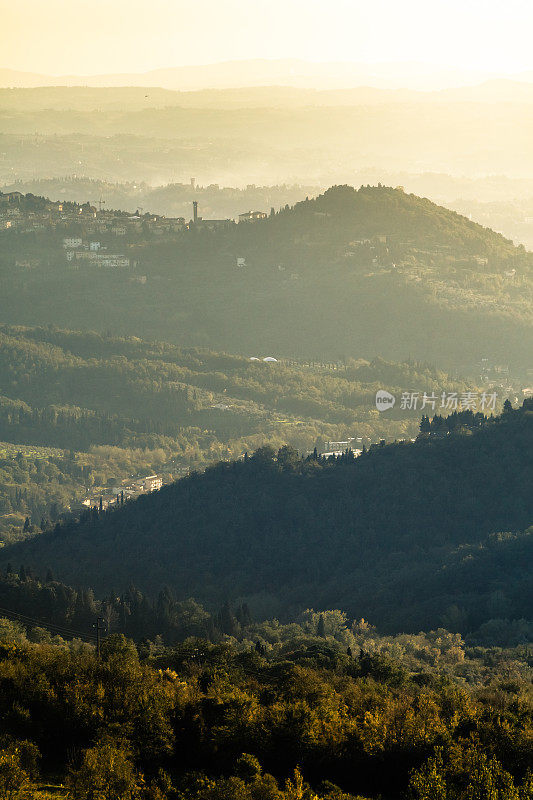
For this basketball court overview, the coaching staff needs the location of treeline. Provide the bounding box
[419,406,499,434]
[3,401,531,635]
[1,562,532,653]
[0,400,136,449]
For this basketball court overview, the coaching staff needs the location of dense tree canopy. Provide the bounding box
[0,614,529,799]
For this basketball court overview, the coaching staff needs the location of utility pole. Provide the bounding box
[93,617,107,658]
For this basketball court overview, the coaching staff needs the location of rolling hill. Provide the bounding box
[6,81,533,112]
[1,186,532,371]
[0,324,476,540]
[7,92,533,186]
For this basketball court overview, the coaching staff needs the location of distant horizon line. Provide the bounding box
[3,57,533,80]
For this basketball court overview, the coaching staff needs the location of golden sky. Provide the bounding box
[1,0,532,77]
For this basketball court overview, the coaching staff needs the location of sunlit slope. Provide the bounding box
[1,186,531,369]
[0,324,476,449]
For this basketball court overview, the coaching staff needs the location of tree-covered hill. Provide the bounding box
[233,184,521,254]
[3,401,531,634]
[1,186,531,369]
[0,324,476,540]
[0,324,472,449]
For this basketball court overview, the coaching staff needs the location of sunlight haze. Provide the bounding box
[0,1,532,794]
[2,0,533,81]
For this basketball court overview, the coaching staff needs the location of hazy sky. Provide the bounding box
[2,0,533,76]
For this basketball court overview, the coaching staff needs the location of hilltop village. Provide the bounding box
[0,189,271,271]
[0,189,265,236]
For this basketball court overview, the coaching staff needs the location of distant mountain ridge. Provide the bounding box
[5,77,533,107]
[0,59,499,90]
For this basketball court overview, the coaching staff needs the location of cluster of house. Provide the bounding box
[99,214,186,236]
[0,191,51,231]
[477,359,533,400]
[238,210,268,223]
[1,191,271,236]
[0,191,188,236]
[81,474,163,512]
[62,237,132,268]
[191,201,267,229]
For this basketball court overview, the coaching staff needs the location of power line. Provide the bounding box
[5,610,95,641]
[0,605,96,641]
[1,610,94,640]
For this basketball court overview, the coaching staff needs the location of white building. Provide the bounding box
[238,211,268,223]
[72,251,130,267]
[143,475,162,492]
[62,237,82,249]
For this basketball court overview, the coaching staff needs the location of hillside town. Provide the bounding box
[0,190,274,275]
[0,190,266,236]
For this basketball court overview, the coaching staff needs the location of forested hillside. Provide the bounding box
[4,402,531,635]
[0,325,472,540]
[1,186,532,369]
